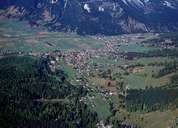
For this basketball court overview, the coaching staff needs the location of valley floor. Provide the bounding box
[0,18,178,128]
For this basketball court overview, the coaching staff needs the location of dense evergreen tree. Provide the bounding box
[125,86,178,112]
[0,56,98,128]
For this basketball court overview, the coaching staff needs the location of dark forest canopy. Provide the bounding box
[0,56,98,128]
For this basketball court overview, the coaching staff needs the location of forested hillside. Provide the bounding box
[0,56,98,128]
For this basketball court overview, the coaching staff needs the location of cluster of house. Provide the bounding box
[0,42,127,98]
[0,35,149,100]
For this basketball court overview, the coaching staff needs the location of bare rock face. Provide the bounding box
[0,0,178,35]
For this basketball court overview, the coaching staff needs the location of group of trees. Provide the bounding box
[142,32,178,47]
[0,56,98,128]
[146,49,178,57]
[160,32,178,46]
[171,74,178,84]
[125,86,178,112]
[154,60,178,78]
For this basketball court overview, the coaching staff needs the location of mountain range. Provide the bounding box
[1,0,178,35]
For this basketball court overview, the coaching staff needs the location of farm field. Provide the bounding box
[122,66,173,89]
[118,42,159,53]
[0,18,104,52]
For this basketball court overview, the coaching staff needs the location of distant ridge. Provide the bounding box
[1,0,178,35]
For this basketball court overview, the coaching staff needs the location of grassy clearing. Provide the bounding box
[116,109,178,128]
[58,60,76,79]
[118,43,159,53]
[130,57,176,65]
[88,93,112,120]
[90,77,117,92]
[115,56,177,89]
[123,65,173,89]
[91,57,118,65]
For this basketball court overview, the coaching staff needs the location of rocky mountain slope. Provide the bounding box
[1,0,178,35]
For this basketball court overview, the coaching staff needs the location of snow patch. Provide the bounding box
[84,4,91,13]
[51,0,58,4]
[98,6,104,12]
[163,1,175,9]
